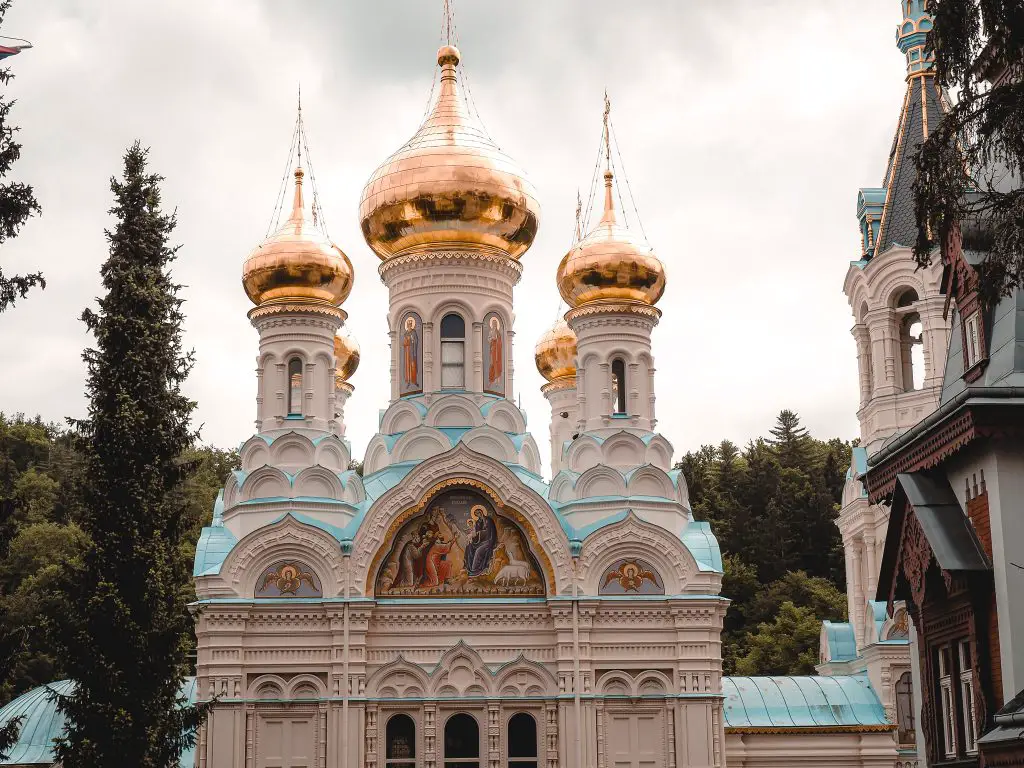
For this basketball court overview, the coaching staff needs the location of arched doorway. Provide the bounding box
[507,712,538,767]
[443,713,479,768]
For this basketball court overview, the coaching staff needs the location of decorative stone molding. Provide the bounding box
[352,444,573,595]
[216,514,344,597]
[378,249,523,283]
[578,512,707,595]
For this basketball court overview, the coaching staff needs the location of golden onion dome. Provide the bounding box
[334,331,360,382]
[358,44,540,261]
[534,318,577,383]
[243,168,354,306]
[556,170,665,307]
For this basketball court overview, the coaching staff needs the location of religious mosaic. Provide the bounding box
[255,560,323,598]
[375,489,544,597]
[399,311,423,396]
[483,312,505,395]
[598,558,665,595]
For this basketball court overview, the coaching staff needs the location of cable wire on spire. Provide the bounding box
[609,120,649,242]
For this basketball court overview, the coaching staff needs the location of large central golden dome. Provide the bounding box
[359,45,540,260]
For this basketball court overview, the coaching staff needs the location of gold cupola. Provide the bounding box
[359,44,541,261]
[243,167,354,307]
[334,331,360,383]
[556,168,665,308]
[534,318,577,383]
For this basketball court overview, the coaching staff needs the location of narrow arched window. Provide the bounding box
[443,713,479,768]
[508,713,538,768]
[611,358,626,414]
[386,714,416,768]
[895,672,916,749]
[440,313,466,389]
[287,358,303,415]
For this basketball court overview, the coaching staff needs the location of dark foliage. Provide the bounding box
[0,0,42,314]
[677,411,850,674]
[913,0,1024,306]
[49,143,209,768]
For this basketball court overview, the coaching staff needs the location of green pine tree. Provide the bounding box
[0,0,42,314]
[50,143,208,767]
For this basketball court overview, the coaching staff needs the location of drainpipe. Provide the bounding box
[573,555,582,768]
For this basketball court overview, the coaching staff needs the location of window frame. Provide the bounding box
[384,712,417,768]
[611,358,627,415]
[507,711,538,768]
[287,357,304,416]
[938,644,957,759]
[958,640,979,755]
[964,311,982,369]
[440,312,467,390]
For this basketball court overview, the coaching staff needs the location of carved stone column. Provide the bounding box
[424,704,437,768]
[365,706,378,768]
[545,702,559,768]
[487,702,500,768]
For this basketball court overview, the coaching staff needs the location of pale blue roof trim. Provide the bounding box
[822,621,858,663]
[722,675,888,729]
[269,510,348,543]
[681,522,724,572]
[852,447,868,477]
[507,465,550,499]
[0,678,197,767]
[234,496,352,507]
[361,462,416,501]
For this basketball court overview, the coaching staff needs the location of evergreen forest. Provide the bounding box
[0,408,850,702]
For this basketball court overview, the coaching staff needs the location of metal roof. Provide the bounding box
[0,678,197,766]
[722,675,890,731]
[821,622,858,663]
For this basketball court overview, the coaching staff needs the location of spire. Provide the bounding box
[859,0,947,259]
[895,0,934,78]
[600,91,616,226]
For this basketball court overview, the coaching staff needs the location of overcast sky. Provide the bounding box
[0,1,912,473]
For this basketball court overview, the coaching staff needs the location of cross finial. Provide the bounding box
[297,84,303,167]
[443,0,453,45]
[574,189,583,241]
[603,90,611,172]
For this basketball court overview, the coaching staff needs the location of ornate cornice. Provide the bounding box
[378,248,523,284]
[541,377,577,395]
[565,301,661,324]
[248,301,346,327]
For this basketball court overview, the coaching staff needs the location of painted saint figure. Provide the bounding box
[487,315,502,384]
[395,526,433,587]
[421,535,454,588]
[402,315,419,389]
[463,504,498,576]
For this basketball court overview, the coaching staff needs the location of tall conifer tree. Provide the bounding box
[52,143,206,767]
[0,0,42,313]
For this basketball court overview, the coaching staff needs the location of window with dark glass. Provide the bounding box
[611,358,626,414]
[287,358,303,415]
[443,713,479,768]
[386,714,416,768]
[440,313,466,389]
[935,640,979,760]
[894,672,916,748]
[507,713,538,768]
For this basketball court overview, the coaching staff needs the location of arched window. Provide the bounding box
[507,713,538,768]
[443,713,479,768]
[895,672,916,748]
[386,714,416,768]
[287,357,303,415]
[440,313,466,390]
[611,358,626,414]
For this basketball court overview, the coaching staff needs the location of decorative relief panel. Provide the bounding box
[256,560,323,598]
[599,558,665,595]
[374,489,544,597]
[399,311,423,396]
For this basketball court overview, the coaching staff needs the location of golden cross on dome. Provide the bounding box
[574,189,583,242]
[603,90,611,171]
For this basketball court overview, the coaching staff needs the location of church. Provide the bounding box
[0,3,972,767]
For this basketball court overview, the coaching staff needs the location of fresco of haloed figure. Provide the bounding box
[376,489,544,596]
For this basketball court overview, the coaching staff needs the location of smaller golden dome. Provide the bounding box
[534,318,577,383]
[334,331,360,382]
[556,171,665,308]
[243,168,354,306]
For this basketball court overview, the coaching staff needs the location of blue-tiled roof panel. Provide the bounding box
[822,621,858,663]
[722,675,888,729]
[681,521,724,572]
[0,678,197,766]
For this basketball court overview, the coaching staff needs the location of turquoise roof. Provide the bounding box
[193,492,237,576]
[0,678,197,766]
[680,521,724,572]
[822,621,858,663]
[722,675,889,730]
